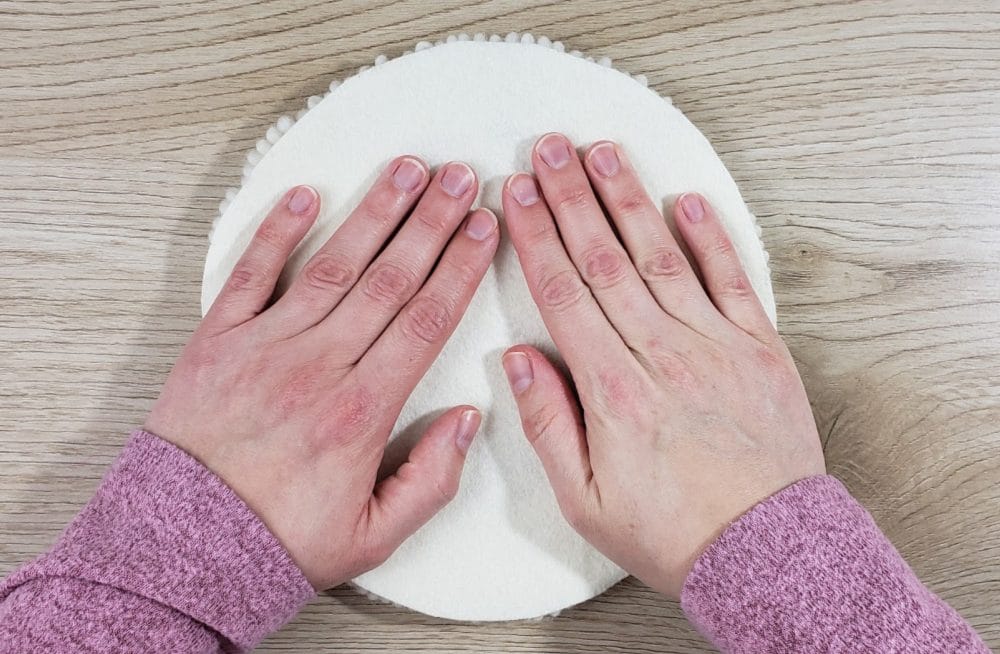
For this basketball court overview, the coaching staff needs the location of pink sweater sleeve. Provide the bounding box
[681,475,990,653]
[0,430,315,654]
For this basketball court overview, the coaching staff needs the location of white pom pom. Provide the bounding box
[255,138,271,154]
[328,79,341,93]
[295,108,309,121]
[553,41,565,52]
[473,32,486,42]
[458,32,470,41]
[754,222,763,237]
[276,115,294,132]
[219,198,231,214]
[358,65,371,74]
[402,50,413,56]
[569,50,582,58]
[446,34,458,44]
[415,40,433,51]
[520,33,535,44]
[374,54,388,65]
[537,35,551,47]
[634,74,648,87]
[489,34,502,42]
[225,188,238,202]
[434,40,444,47]
[597,56,612,67]
[763,250,771,262]
[265,126,281,143]
[242,162,255,178]
[306,95,322,109]
[246,150,262,165]
[505,32,518,43]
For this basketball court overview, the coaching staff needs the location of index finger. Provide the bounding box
[502,173,631,378]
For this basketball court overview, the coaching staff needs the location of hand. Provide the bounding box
[146,158,499,589]
[500,134,825,598]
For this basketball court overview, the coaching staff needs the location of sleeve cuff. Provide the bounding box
[0,430,315,652]
[680,475,988,653]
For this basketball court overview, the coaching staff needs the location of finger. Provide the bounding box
[502,172,631,376]
[204,185,319,332]
[531,133,666,345]
[363,406,480,562]
[502,345,596,528]
[264,156,430,337]
[318,162,478,362]
[582,141,723,334]
[357,208,499,401]
[673,193,775,340]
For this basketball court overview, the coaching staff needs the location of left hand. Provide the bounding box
[146,158,499,589]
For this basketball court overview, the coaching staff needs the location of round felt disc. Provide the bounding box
[203,34,775,621]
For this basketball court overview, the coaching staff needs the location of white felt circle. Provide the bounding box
[203,38,775,621]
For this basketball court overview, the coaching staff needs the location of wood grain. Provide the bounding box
[1,1,998,651]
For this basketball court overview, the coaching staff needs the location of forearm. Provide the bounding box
[0,430,314,654]
[681,475,989,653]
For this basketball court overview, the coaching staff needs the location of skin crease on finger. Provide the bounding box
[501,133,826,598]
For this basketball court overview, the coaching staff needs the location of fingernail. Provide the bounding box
[537,134,572,169]
[464,209,497,241]
[441,162,474,198]
[287,186,317,215]
[588,142,620,178]
[502,351,534,394]
[680,193,705,222]
[456,409,481,453]
[509,174,540,206]
[392,157,425,192]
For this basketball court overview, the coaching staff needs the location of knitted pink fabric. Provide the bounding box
[0,430,314,653]
[0,431,990,653]
[681,475,990,653]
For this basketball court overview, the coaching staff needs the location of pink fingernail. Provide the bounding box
[680,193,705,222]
[456,409,481,453]
[509,174,540,206]
[392,157,425,192]
[588,142,620,178]
[536,134,572,169]
[287,186,317,215]
[464,209,497,241]
[441,162,475,198]
[502,351,534,394]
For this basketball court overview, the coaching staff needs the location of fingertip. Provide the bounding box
[502,349,534,395]
[286,185,319,216]
[462,207,499,242]
[676,192,707,223]
[389,155,429,193]
[455,406,481,454]
[505,173,541,207]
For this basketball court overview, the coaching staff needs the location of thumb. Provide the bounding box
[364,405,480,559]
[502,346,595,526]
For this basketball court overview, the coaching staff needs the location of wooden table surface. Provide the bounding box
[2,1,998,651]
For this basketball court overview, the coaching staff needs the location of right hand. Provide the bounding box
[500,133,826,598]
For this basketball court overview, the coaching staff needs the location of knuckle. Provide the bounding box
[646,347,699,390]
[431,475,460,504]
[399,296,451,345]
[226,264,265,293]
[640,248,688,282]
[301,254,356,293]
[363,261,417,305]
[255,219,286,251]
[537,269,587,313]
[523,404,562,445]
[553,187,592,215]
[580,244,629,290]
[723,273,754,298]
[708,233,737,259]
[355,203,394,229]
[412,207,448,232]
[615,188,650,216]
